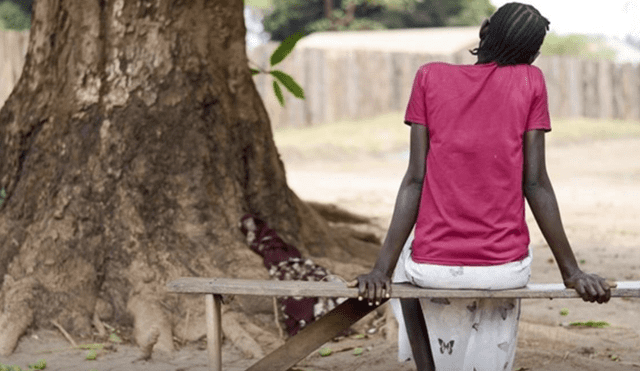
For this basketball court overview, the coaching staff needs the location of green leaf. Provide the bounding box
[560,308,569,316]
[109,332,122,343]
[569,320,610,328]
[270,32,304,66]
[76,343,104,350]
[353,347,364,356]
[318,347,332,357]
[28,359,46,370]
[85,349,97,360]
[270,70,305,99]
[273,81,285,107]
[250,68,261,76]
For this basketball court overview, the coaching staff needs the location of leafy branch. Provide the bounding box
[251,32,305,107]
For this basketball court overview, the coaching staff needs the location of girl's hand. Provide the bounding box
[348,269,391,306]
[563,270,613,303]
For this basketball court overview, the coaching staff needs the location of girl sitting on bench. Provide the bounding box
[351,3,612,370]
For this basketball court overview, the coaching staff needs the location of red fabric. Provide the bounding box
[405,62,551,266]
[240,214,342,336]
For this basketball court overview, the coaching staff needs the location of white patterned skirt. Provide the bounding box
[391,237,532,371]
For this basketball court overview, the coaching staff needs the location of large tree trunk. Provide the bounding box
[0,0,377,356]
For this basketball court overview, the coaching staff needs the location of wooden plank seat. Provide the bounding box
[167,278,640,371]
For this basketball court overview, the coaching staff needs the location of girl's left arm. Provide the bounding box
[350,123,428,304]
[523,129,612,303]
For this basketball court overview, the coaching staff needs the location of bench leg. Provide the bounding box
[205,294,222,371]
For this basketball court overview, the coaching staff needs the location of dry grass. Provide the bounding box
[548,117,640,141]
[273,112,640,160]
[273,112,409,160]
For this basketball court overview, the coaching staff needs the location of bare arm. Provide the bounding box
[523,130,611,303]
[351,124,428,304]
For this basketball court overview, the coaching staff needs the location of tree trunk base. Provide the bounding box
[0,276,36,356]
[0,0,381,357]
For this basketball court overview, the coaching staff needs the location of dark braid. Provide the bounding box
[471,2,550,66]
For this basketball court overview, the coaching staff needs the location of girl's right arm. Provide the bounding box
[523,129,611,303]
[351,123,429,304]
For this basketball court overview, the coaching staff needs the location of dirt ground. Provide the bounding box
[2,136,639,370]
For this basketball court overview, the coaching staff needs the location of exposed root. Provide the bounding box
[0,276,36,356]
[173,314,206,343]
[351,307,380,335]
[221,310,264,359]
[336,225,381,245]
[92,311,107,337]
[308,201,370,224]
[135,325,160,362]
[378,302,398,342]
[239,315,285,350]
[51,320,78,347]
[172,296,207,342]
[127,295,174,355]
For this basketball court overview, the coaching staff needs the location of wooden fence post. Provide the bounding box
[542,57,562,118]
[345,50,359,121]
[583,59,600,119]
[565,57,584,118]
[598,60,614,120]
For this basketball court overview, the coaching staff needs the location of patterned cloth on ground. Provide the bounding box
[239,214,345,336]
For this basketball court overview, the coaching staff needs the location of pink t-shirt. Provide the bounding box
[405,62,551,266]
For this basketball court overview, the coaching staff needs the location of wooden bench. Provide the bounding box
[167,278,640,371]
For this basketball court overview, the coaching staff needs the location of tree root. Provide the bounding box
[308,201,370,224]
[127,295,174,355]
[221,310,264,359]
[336,225,381,245]
[238,313,285,351]
[0,276,36,356]
[51,320,78,347]
[378,302,398,342]
[135,325,160,362]
[92,311,107,337]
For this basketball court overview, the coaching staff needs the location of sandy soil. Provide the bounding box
[2,137,639,370]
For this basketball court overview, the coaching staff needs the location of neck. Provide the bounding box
[475,57,493,65]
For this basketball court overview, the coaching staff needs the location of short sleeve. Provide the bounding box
[404,66,428,127]
[526,67,551,132]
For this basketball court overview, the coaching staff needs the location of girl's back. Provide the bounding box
[406,62,551,266]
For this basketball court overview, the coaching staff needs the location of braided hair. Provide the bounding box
[471,2,550,66]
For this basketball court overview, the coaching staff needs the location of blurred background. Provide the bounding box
[241,0,640,130]
[2,0,640,133]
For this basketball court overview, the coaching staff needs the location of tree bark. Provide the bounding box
[0,0,377,356]
[324,0,333,19]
